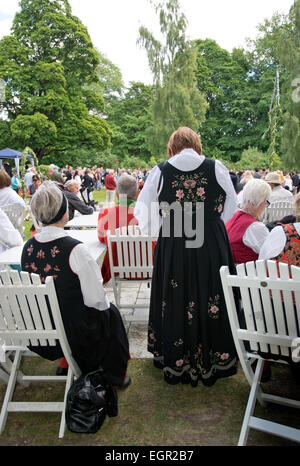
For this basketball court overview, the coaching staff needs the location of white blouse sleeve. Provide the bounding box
[243,222,270,254]
[134,165,161,237]
[215,160,237,223]
[69,243,110,311]
[258,226,287,260]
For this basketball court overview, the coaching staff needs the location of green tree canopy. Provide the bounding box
[138,0,207,157]
[277,1,300,168]
[0,0,111,162]
[107,81,154,161]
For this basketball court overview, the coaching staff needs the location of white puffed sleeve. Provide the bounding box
[215,160,238,223]
[134,165,161,237]
[69,243,110,311]
[258,226,287,260]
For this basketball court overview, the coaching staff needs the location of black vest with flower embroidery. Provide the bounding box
[158,158,226,237]
[21,236,83,304]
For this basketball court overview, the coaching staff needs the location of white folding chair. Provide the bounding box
[0,269,81,438]
[106,225,156,308]
[0,204,25,236]
[220,260,300,446]
[263,200,294,224]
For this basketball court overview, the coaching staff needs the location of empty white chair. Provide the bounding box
[220,260,300,445]
[0,269,81,438]
[106,225,156,308]
[0,204,25,236]
[263,201,294,224]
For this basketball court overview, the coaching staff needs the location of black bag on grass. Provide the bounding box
[65,367,118,434]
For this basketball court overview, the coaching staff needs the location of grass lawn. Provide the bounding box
[0,356,299,446]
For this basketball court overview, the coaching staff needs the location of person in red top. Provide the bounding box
[105,169,117,206]
[226,179,271,264]
[226,178,272,382]
[98,174,139,283]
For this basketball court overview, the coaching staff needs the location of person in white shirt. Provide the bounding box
[0,169,26,211]
[21,181,130,388]
[265,171,294,204]
[0,208,23,260]
[24,167,34,189]
[226,179,271,264]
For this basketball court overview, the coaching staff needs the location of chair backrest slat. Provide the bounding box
[244,261,269,353]
[122,238,131,279]
[17,272,49,346]
[8,270,37,346]
[267,261,290,356]
[291,266,300,331]
[236,263,259,352]
[0,271,21,346]
[256,260,279,355]
[278,262,299,339]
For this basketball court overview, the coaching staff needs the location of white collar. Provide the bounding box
[35,225,68,242]
[168,148,205,171]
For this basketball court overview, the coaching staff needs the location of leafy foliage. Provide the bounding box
[0,0,111,161]
[138,0,207,157]
[278,0,300,168]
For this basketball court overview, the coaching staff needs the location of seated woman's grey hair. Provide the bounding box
[31,181,65,225]
[117,174,138,200]
[242,179,271,209]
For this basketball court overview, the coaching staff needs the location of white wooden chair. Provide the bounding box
[0,269,81,438]
[263,200,294,224]
[220,260,300,446]
[0,204,25,236]
[106,225,156,308]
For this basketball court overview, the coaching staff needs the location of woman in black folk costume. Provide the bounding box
[21,181,130,388]
[135,127,238,387]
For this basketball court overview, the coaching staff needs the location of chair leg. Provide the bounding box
[59,368,75,438]
[238,358,265,446]
[0,350,22,434]
[0,365,9,384]
[0,354,29,387]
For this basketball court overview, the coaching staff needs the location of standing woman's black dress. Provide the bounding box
[148,158,237,387]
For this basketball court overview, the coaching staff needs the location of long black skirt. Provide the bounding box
[28,302,129,386]
[148,220,238,387]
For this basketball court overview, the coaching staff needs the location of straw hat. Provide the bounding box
[265,172,282,185]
